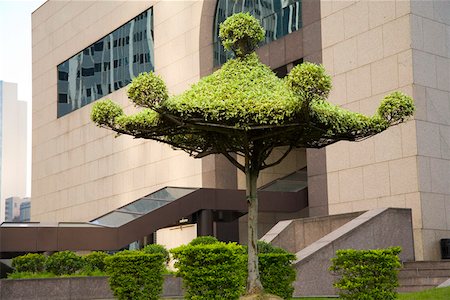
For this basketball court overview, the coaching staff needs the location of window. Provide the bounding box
[56,8,154,118]
[213,0,302,66]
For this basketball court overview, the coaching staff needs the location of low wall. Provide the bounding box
[0,275,183,300]
[292,208,415,296]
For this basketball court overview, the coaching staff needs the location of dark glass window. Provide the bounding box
[213,0,302,66]
[56,8,154,118]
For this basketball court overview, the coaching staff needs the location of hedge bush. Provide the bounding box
[172,242,247,300]
[330,247,402,300]
[45,251,84,275]
[189,235,219,246]
[105,253,165,300]
[12,253,46,273]
[83,251,109,272]
[142,244,170,264]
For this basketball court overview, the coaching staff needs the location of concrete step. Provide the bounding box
[402,261,450,270]
[399,276,448,286]
[399,268,450,278]
[398,285,437,293]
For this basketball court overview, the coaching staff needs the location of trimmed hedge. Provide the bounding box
[12,253,46,273]
[330,247,402,300]
[189,235,219,246]
[259,253,296,299]
[172,241,296,299]
[172,242,247,300]
[45,251,84,275]
[83,251,109,272]
[142,244,170,264]
[105,253,165,300]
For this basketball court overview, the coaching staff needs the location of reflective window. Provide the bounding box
[57,8,154,117]
[213,0,302,66]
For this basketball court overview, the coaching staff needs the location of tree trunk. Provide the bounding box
[246,169,263,294]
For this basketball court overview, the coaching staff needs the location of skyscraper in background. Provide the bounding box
[0,81,27,222]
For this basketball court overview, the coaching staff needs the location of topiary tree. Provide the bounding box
[91,12,414,296]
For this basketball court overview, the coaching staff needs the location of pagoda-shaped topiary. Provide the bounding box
[91,13,414,296]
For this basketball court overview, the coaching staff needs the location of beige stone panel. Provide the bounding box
[368,0,396,29]
[377,194,406,208]
[321,10,345,48]
[413,50,437,88]
[383,14,411,57]
[411,0,434,19]
[421,193,447,230]
[412,84,427,121]
[433,0,450,25]
[327,171,340,204]
[416,120,441,158]
[359,93,380,116]
[371,55,399,95]
[346,65,372,103]
[447,25,450,58]
[329,201,353,215]
[348,138,375,168]
[303,21,322,56]
[423,18,447,57]
[322,47,334,75]
[446,195,450,230]
[430,158,450,194]
[426,88,450,126]
[411,14,424,51]
[389,156,419,195]
[398,50,413,87]
[412,228,424,260]
[328,73,347,105]
[343,1,369,39]
[422,229,442,260]
[339,167,364,202]
[356,26,383,67]
[153,0,198,26]
[373,126,402,162]
[436,57,450,92]
[326,142,350,172]
[352,198,379,212]
[401,121,418,157]
[440,125,450,160]
[333,36,358,74]
[332,0,357,13]
[405,192,422,228]
[32,1,69,29]
[396,0,411,17]
[157,52,200,89]
[363,162,391,199]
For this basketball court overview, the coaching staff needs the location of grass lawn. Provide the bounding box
[291,286,450,300]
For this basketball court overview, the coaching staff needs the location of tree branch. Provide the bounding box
[261,146,293,170]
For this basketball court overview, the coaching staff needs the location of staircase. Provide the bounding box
[398,261,450,293]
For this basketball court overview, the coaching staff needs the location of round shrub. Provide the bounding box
[90,99,123,127]
[83,251,109,272]
[189,235,219,246]
[105,253,165,300]
[12,253,46,273]
[127,72,168,108]
[257,240,289,254]
[142,244,170,264]
[45,251,84,275]
[377,91,414,124]
[286,62,332,99]
[259,253,296,299]
[219,12,265,57]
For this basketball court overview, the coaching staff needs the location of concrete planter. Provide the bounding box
[0,275,183,300]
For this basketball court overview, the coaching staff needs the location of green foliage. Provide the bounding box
[83,251,109,272]
[45,251,84,276]
[8,271,56,279]
[257,240,289,254]
[115,108,159,131]
[127,72,168,108]
[259,253,296,299]
[398,286,450,300]
[105,253,165,300]
[286,62,332,99]
[164,53,301,127]
[377,91,415,124]
[329,247,402,300]
[171,242,247,300]
[142,244,170,263]
[11,253,46,273]
[219,12,265,57]
[189,235,219,246]
[90,99,123,127]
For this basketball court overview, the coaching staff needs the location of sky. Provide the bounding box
[0,0,46,196]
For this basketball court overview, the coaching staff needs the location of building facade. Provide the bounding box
[0,81,28,222]
[32,0,450,260]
